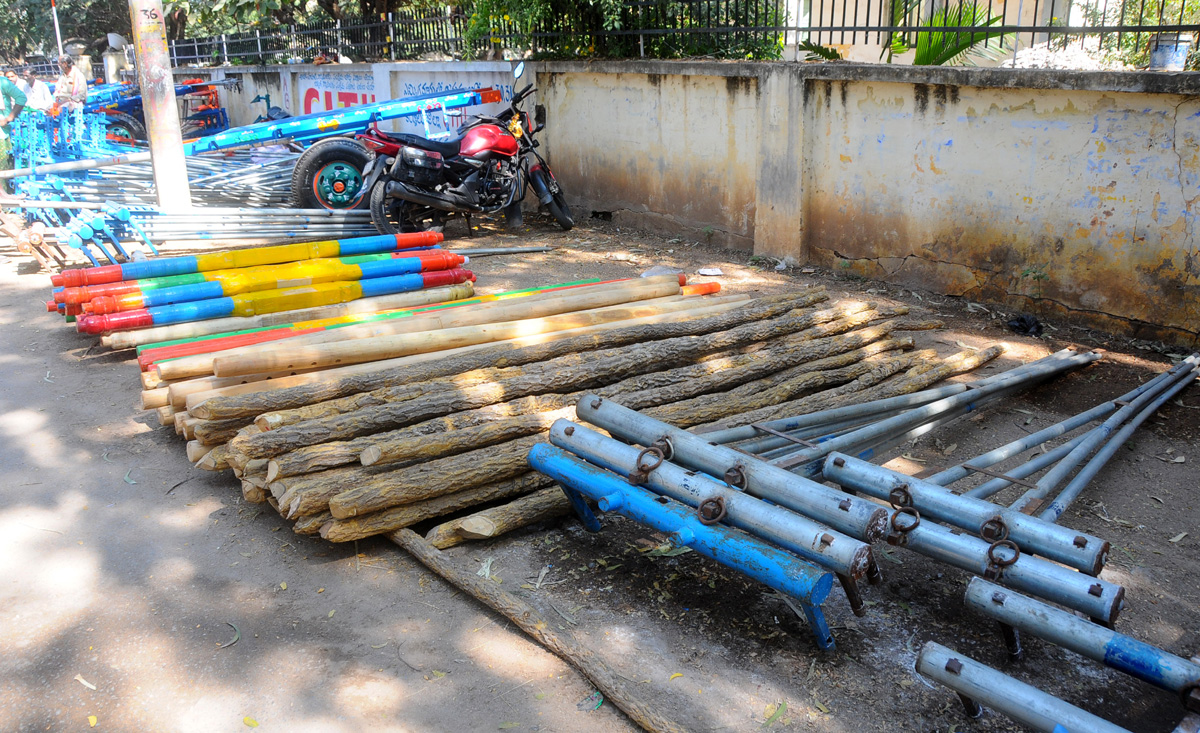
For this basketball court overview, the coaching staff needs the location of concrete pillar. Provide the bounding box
[753,65,807,262]
[129,0,192,211]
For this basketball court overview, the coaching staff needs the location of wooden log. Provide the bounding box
[189,290,821,420]
[257,299,875,433]
[242,477,268,504]
[141,370,166,390]
[327,435,544,519]
[642,337,918,427]
[157,404,176,426]
[182,417,200,440]
[294,511,333,535]
[695,345,1005,431]
[169,370,323,410]
[164,276,687,380]
[196,443,231,471]
[193,417,253,446]
[243,458,269,477]
[212,294,710,379]
[173,411,188,435]
[424,488,572,549]
[230,297,846,459]
[141,387,170,410]
[183,300,748,417]
[389,529,686,733]
[186,440,215,463]
[320,473,556,542]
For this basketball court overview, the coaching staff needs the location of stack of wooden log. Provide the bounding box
[147,278,1000,550]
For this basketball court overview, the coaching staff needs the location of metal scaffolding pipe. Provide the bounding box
[576,396,1125,624]
[960,432,1090,500]
[917,641,1134,733]
[526,443,837,649]
[927,359,1194,487]
[1039,359,1200,522]
[548,420,874,581]
[1010,356,1200,514]
[702,349,1087,448]
[966,578,1200,707]
[771,350,1103,471]
[822,453,1109,574]
[575,395,891,543]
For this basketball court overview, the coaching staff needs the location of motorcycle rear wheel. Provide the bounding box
[369,183,445,234]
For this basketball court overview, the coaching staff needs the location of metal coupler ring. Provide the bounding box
[636,446,665,474]
[980,516,1009,542]
[697,496,727,525]
[888,484,914,509]
[890,506,921,534]
[652,437,674,461]
[723,465,747,489]
[987,539,1021,568]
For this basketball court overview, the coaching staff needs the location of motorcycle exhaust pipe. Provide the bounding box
[385,181,484,213]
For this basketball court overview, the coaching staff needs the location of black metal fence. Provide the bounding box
[168,0,1200,67]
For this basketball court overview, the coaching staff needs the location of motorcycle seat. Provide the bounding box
[374,130,462,158]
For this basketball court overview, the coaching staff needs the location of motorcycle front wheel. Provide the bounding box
[547,190,574,231]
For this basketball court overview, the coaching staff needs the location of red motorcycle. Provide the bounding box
[361,63,573,234]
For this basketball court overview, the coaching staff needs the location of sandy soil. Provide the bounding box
[1,211,1197,733]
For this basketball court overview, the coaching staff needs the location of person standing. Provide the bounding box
[54,55,88,111]
[0,70,26,191]
[10,68,53,112]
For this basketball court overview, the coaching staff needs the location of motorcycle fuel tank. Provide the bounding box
[460,124,518,158]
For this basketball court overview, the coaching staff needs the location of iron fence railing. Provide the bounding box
[167,0,1200,67]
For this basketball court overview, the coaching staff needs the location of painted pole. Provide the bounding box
[128,0,192,210]
[51,0,64,56]
[966,578,1200,707]
[52,232,444,287]
[917,641,1133,733]
[76,269,475,334]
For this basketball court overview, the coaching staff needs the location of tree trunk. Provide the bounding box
[424,487,573,549]
[320,473,555,542]
[190,290,826,420]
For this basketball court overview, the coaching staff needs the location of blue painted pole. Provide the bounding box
[526,443,838,650]
[966,577,1200,707]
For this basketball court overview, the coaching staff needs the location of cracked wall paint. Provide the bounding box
[796,80,1199,346]
[537,71,760,249]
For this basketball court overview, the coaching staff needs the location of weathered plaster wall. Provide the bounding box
[537,61,1200,345]
[536,71,761,249]
[797,77,1200,344]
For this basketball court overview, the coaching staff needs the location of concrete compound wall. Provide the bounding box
[175,61,1200,345]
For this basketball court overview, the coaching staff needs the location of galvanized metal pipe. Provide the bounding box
[1039,359,1200,522]
[548,419,874,580]
[822,453,1109,574]
[966,578,1200,707]
[770,350,1103,471]
[917,641,1134,733]
[576,395,1126,623]
[701,349,1087,448]
[1010,355,1200,514]
[526,443,838,649]
[961,432,1091,500]
[575,395,892,544]
[927,359,1194,487]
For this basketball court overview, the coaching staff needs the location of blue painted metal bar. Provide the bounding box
[526,442,838,650]
[966,578,1200,708]
[182,88,492,155]
[917,641,1134,733]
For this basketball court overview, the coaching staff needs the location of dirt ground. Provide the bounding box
[1,211,1197,733]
